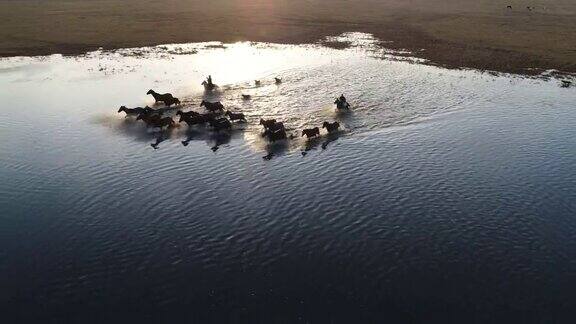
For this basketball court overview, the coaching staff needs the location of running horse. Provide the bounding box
[147,90,174,104]
[334,98,350,110]
[201,81,218,91]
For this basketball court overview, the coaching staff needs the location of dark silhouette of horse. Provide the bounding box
[163,97,181,107]
[147,90,174,104]
[200,100,224,113]
[334,98,350,109]
[322,121,340,133]
[242,94,251,100]
[267,121,285,133]
[302,127,320,138]
[179,113,215,126]
[208,118,232,131]
[266,129,287,142]
[259,118,277,130]
[225,111,246,122]
[274,77,282,84]
[137,113,175,129]
[118,106,153,116]
[176,110,201,119]
[254,80,261,86]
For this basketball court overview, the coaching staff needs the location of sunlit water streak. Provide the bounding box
[1,33,576,322]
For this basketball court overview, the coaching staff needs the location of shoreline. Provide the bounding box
[1,0,575,76]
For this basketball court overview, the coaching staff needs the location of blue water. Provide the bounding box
[1,35,576,323]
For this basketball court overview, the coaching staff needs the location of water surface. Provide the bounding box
[1,33,576,323]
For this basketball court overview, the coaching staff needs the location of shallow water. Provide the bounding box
[1,33,576,323]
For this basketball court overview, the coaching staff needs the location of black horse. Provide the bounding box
[322,121,340,133]
[208,118,232,131]
[302,127,320,138]
[200,100,225,113]
[225,111,247,122]
[147,90,174,104]
[118,106,153,116]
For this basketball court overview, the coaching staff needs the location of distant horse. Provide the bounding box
[302,127,320,138]
[266,129,287,142]
[209,118,232,131]
[322,121,340,133]
[163,97,181,107]
[176,110,201,119]
[179,113,214,126]
[200,100,224,113]
[137,113,175,129]
[242,94,251,100]
[259,118,277,129]
[118,106,153,116]
[254,80,261,86]
[267,121,285,133]
[274,77,282,84]
[225,111,247,122]
[201,81,218,91]
[147,90,174,104]
[334,99,350,109]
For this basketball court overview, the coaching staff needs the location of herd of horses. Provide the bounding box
[118,78,347,147]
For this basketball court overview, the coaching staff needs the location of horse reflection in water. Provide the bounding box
[181,128,233,152]
[101,115,178,150]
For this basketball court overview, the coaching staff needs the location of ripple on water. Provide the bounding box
[1,32,576,322]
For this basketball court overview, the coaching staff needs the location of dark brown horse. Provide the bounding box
[322,121,340,133]
[266,129,287,142]
[176,110,200,119]
[225,111,246,122]
[179,113,215,126]
[137,113,175,129]
[147,90,174,103]
[200,100,224,113]
[208,118,232,131]
[302,127,320,138]
[118,106,153,116]
[259,118,277,129]
[164,97,181,107]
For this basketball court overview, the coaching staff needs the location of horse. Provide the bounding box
[208,118,232,131]
[302,127,320,138]
[201,81,218,91]
[225,111,246,122]
[259,118,277,129]
[200,100,224,113]
[266,129,287,142]
[164,97,181,107]
[176,110,201,119]
[274,77,282,84]
[179,113,213,126]
[254,80,261,86]
[118,106,153,116]
[242,94,251,100]
[322,121,340,133]
[137,113,175,129]
[263,122,285,137]
[334,99,350,109]
[267,121,285,133]
[147,90,174,103]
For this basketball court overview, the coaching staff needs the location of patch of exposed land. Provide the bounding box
[1,0,575,74]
